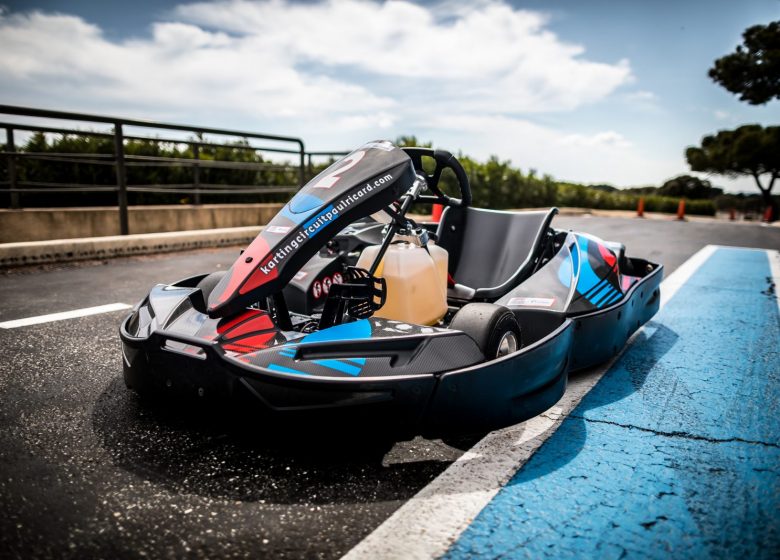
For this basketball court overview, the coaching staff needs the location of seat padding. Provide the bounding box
[438,207,557,300]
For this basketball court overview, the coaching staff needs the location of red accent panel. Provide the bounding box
[222,332,276,353]
[597,243,617,267]
[234,332,277,347]
[621,275,639,291]
[224,314,275,339]
[240,254,279,295]
[212,235,272,305]
[216,309,265,335]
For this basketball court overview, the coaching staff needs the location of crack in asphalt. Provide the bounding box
[570,415,780,449]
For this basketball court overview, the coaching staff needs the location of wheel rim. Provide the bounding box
[496,331,518,358]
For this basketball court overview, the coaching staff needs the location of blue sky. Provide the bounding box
[1,0,778,192]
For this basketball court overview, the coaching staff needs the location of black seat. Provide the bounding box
[436,206,558,301]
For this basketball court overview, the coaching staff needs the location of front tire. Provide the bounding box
[449,303,522,360]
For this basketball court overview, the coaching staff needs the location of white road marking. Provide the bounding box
[0,303,132,329]
[342,244,724,560]
[767,248,780,314]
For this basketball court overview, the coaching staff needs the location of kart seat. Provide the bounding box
[436,206,558,301]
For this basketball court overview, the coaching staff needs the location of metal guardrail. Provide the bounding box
[0,105,347,234]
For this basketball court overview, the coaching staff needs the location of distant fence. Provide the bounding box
[0,105,347,234]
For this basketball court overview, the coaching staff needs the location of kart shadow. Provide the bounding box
[92,377,459,505]
[507,321,680,484]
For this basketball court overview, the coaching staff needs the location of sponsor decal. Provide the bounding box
[258,177,392,276]
[266,225,291,234]
[507,297,556,307]
[312,281,323,299]
[322,276,333,295]
[293,271,308,281]
[312,150,366,189]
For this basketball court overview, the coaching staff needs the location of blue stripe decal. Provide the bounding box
[267,364,310,376]
[589,282,611,302]
[582,278,606,298]
[302,318,372,344]
[302,204,336,237]
[575,236,605,294]
[288,192,324,214]
[346,357,367,365]
[604,290,623,306]
[312,359,361,376]
[445,248,780,559]
[593,286,616,306]
[280,203,318,225]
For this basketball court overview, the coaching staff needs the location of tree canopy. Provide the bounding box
[657,175,723,199]
[686,125,779,216]
[708,21,780,105]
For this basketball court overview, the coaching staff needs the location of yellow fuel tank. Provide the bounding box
[357,242,448,326]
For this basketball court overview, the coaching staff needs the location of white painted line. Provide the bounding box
[342,244,723,560]
[0,303,132,329]
[660,244,717,308]
[767,249,780,314]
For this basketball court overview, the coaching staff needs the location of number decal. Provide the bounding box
[312,150,366,189]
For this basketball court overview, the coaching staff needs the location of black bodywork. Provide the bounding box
[120,141,662,439]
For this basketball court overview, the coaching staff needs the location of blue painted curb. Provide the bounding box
[446,248,780,559]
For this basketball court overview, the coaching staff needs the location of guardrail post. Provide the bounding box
[298,142,306,187]
[193,132,202,205]
[113,122,129,235]
[5,126,19,209]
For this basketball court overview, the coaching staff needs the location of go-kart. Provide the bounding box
[120,141,662,438]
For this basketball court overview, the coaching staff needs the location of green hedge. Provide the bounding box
[1,133,716,215]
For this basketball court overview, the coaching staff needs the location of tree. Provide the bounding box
[708,21,780,105]
[686,125,780,219]
[657,175,723,199]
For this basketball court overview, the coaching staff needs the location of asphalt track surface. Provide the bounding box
[1,217,778,559]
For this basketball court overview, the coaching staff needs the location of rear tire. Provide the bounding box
[449,303,521,360]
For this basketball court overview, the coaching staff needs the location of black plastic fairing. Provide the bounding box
[207,142,416,318]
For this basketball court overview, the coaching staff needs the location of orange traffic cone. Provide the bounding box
[431,203,444,223]
[676,199,686,221]
[636,197,645,218]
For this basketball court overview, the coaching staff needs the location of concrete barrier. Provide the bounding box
[0,226,263,267]
[0,203,283,243]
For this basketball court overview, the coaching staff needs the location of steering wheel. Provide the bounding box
[402,148,472,208]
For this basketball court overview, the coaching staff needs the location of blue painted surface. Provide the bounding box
[446,248,780,559]
[311,359,361,376]
[267,363,309,376]
[557,248,573,288]
[575,236,602,295]
[302,204,337,237]
[301,318,371,344]
[288,192,324,214]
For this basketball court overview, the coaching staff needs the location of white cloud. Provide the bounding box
[176,0,632,113]
[0,1,656,185]
[560,131,632,149]
[714,110,731,120]
[423,114,676,186]
[626,90,656,102]
[0,1,631,119]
